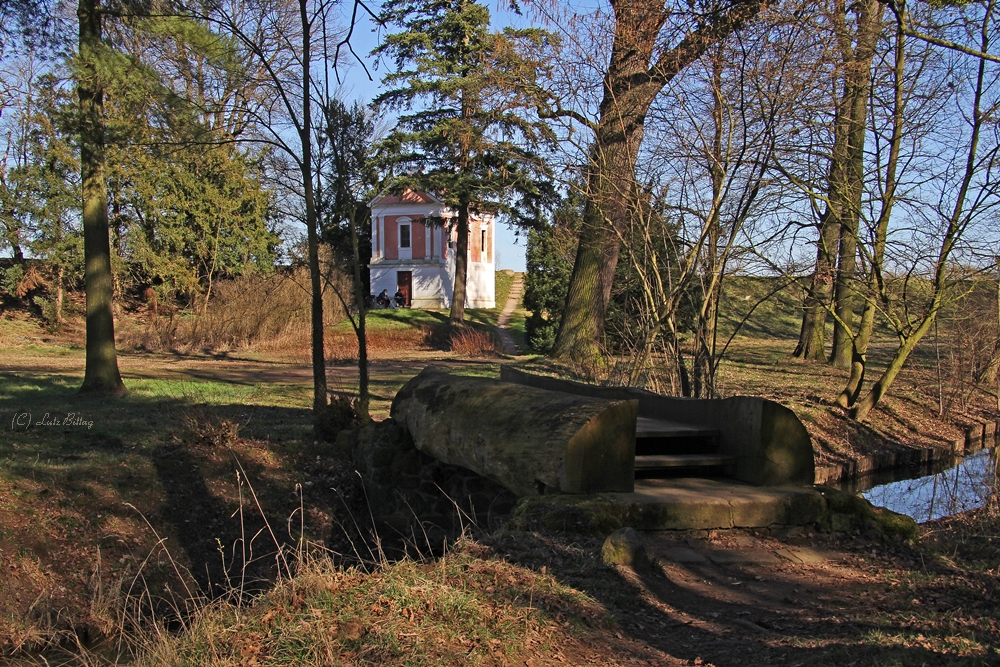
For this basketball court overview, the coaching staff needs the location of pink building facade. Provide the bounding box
[369,190,496,309]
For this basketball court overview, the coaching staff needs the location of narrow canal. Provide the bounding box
[839,447,997,523]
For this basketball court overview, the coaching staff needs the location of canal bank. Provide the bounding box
[814,419,999,485]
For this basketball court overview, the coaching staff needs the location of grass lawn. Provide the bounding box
[330,307,450,333]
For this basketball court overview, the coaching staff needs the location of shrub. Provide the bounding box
[448,326,500,357]
[0,264,25,296]
[0,264,44,299]
[119,269,350,354]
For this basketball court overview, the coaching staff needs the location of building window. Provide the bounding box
[400,223,411,249]
[481,229,487,253]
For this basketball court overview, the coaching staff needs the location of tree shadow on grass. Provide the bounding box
[0,372,324,612]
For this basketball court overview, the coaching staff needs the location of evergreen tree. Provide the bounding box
[8,82,82,325]
[524,190,581,353]
[103,14,279,306]
[373,0,554,323]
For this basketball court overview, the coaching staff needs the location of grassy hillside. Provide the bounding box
[134,546,654,667]
[716,275,808,340]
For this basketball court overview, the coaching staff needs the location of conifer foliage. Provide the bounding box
[373,0,554,323]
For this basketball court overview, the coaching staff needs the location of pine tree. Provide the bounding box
[373,0,554,323]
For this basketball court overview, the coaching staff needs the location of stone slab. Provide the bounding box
[636,417,719,438]
[634,454,736,468]
[599,478,826,531]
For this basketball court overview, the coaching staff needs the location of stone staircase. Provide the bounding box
[634,417,733,479]
[500,366,817,489]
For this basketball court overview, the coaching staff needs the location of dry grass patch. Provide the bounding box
[137,543,659,667]
[0,311,40,349]
[448,326,502,358]
[0,373,321,658]
[325,326,438,363]
[116,270,351,356]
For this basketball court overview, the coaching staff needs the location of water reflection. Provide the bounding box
[839,448,997,523]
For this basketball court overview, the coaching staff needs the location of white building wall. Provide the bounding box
[368,195,495,311]
[370,264,451,309]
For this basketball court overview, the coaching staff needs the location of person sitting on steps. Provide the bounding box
[394,290,406,308]
[376,289,390,309]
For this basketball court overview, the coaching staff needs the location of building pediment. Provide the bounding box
[370,189,443,207]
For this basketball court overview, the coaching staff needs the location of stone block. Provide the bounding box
[392,367,637,496]
[729,491,791,528]
[602,527,652,570]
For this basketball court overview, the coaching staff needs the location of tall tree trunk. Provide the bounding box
[300,0,327,431]
[449,87,473,325]
[793,208,838,360]
[553,148,633,365]
[78,0,125,393]
[450,199,470,323]
[552,1,668,365]
[794,0,882,366]
[828,213,859,368]
[553,0,765,364]
[350,206,370,423]
[829,0,883,369]
[838,15,904,408]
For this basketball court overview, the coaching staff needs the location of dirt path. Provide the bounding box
[490,524,999,666]
[495,273,524,354]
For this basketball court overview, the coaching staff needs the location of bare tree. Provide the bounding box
[606,6,799,395]
[849,0,1000,420]
[318,98,374,423]
[183,0,375,435]
[546,0,766,366]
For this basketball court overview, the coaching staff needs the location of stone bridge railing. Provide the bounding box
[500,367,815,488]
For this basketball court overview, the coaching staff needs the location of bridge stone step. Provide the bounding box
[635,454,736,469]
[636,417,719,439]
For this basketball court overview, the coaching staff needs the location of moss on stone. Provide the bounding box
[509,495,627,536]
[601,527,651,569]
[815,486,917,540]
[869,506,919,540]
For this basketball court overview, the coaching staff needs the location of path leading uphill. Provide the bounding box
[495,273,524,355]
